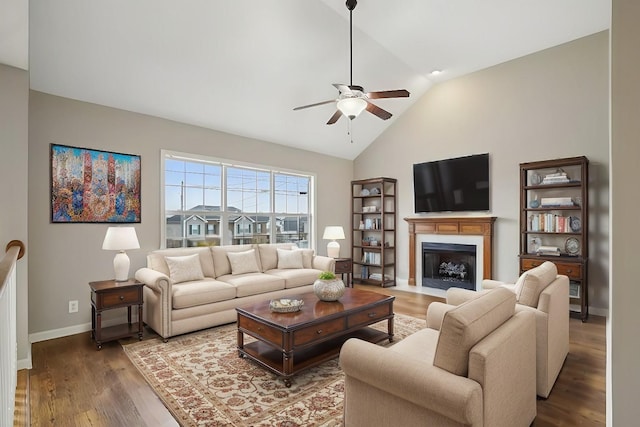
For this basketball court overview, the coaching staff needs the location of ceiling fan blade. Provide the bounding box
[366,89,410,99]
[365,101,392,120]
[333,83,353,95]
[293,99,336,111]
[326,110,343,125]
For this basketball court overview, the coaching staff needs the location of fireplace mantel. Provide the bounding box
[404,216,496,286]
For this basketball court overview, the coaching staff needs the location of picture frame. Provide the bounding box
[50,144,141,223]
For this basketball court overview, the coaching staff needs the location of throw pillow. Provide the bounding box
[295,248,314,269]
[164,253,205,284]
[227,249,261,275]
[277,248,304,269]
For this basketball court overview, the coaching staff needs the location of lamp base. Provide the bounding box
[327,241,340,258]
[113,251,130,282]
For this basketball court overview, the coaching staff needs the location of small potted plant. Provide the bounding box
[313,271,345,301]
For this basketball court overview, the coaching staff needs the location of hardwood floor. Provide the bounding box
[14,285,606,426]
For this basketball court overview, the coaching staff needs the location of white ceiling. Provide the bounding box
[5,1,610,160]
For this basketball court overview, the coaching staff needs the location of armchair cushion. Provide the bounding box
[164,253,205,284]
[515,261,558,307]
[434,288,516,376]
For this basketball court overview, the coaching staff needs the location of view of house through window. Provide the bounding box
[163,152,313,249]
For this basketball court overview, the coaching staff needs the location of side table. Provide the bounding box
[334,258,353,288]
[89,279,144,350]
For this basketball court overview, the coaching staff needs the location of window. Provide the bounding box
[162,151,314,249]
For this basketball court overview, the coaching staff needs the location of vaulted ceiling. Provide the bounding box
[2,1,610,159]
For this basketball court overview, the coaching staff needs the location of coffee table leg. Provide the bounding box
[237,329,244,358]
[388,316,395,342]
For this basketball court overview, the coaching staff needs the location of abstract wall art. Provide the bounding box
[50,144,141,223]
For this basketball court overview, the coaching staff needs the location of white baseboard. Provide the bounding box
[17,346,32,370]
[29,317,130,344]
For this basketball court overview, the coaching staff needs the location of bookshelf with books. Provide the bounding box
[519,156,589,321]
[351,177,396,287]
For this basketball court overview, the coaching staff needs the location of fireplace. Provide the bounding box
[422,242,477,290]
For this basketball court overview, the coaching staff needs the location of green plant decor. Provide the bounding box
[318,271,337,281]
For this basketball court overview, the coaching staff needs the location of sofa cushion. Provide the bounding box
[172,279,236,309]
[257,243,296,271]
[277,248,304,269]
[434,287,516,376]
[515,261,558,307]
[266,268,323,289]
[147,247,215,278]
[165,254,205,284]
[211,244,258,277]
[296,248,314,269]
[217,273,285,297]
[227,249,261,275]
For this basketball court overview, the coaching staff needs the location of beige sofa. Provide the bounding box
[447,260,569,398]
[135,243,335,340]
[340,287,537,427]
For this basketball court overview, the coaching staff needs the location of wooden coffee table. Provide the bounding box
[236,288,394,387]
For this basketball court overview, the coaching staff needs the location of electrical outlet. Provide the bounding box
[69,300,78,313]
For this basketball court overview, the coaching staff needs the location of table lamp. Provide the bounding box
[323,226,345,258]
[102,226,140,281]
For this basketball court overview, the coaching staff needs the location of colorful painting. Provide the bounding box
[50,144,141,223]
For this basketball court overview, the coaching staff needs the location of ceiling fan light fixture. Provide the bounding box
[337,97,367,119]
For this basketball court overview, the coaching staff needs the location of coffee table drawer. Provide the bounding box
[238,316,282,346]
[293,317,344,346]
[348,304,391,328]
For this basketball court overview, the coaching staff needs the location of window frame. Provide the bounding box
[161,150,316,250]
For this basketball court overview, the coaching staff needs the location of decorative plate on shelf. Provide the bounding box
[569,216,582,232]
[269,298,304,313]
[530,172,542,186]
[359,188,370,196]
[565,237,580,255]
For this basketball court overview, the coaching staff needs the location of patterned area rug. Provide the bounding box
[123,314,425,427]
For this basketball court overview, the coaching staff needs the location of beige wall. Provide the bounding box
[610,0,640,423]
[355,32,610,313]
[28,92,352,335]
[0,64,30,365]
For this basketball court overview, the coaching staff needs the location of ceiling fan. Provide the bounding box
[293,0,410,125]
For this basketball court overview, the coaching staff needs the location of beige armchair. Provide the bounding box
[447,261,569,398]
[340,288,537,427]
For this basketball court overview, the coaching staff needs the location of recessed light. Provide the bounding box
[430,70,442,76]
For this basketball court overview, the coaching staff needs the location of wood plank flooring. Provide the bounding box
[14,285,606,426]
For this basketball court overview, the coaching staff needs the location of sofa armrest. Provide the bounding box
[312,255,335,272]
[482,279,508,289]
[135,267,173,339]
[446,288,490,306]
[340,338,482,426]
[425,301,456,331]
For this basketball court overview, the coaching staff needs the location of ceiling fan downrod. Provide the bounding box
[347,0,357,87]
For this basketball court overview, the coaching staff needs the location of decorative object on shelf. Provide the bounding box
[313,271,345,301]
[536,245,560,256]
[369,187,380,195]
[269,298,304,313]
[102,226,140,281]
[569,216,582,232]
[322,226,345,258]
[51,144,141,223]
[565,237,580,255]
[359,188,370,196]
[530,172,542,185]
[529,197,540,208]
[530,237,542,254]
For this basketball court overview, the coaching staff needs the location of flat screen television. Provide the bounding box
[413,153,490,213]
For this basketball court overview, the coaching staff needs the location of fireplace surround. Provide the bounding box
[404,216,496,287]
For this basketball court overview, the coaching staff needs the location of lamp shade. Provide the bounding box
[102,227,140,250]
[323,226,345,240]
[337,97,367,119]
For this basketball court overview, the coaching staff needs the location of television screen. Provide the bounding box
[413,153,490,213]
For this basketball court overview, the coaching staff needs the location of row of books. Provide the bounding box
[528,214,574,232]
[362,252,381,265]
